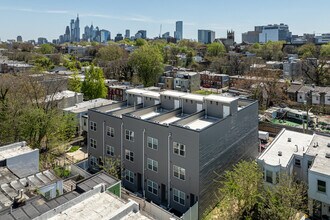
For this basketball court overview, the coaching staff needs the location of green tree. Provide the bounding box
[34,57,54,71]
[261,41,285,61]
[213,160,263,219]
[207,42,226,57]
[298,43,317,58]
[39,44,56,54]
[101,157,122,179]
[94,45,126,67]
[320,42,330,58]
[68,72,82,92]
[81,65,108,100]
[128,45,163,86]
[135,38,147,46]
[261,173,307,220]
[206,161,308,220]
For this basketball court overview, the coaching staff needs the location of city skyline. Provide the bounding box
[1,0,330,42]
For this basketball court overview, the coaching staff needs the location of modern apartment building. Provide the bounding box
[258,129,330,219]
[87,88,258,217]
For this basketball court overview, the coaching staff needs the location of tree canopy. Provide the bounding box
[38,44,56,54]
[128,45,163,86]
[207,42,226,57]
[298,43,317,58]
[81,65,108,100]
[206,160,307,220]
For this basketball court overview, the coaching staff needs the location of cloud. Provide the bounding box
[0,7,70,15]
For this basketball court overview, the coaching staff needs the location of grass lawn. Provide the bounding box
[68,145,80,153]
[271,119,301,127]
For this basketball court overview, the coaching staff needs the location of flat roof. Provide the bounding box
[126,88,149,95]
[63,99,115,113]
[181,93,204,102]
[307,134,330,175]
[204,94,238,104]
[258,129,313,167]
[48,192,152,220]
[157,114,187,125]
[182,116,219,130]
[0,144,34,161]
[160,90,187,98]
[143,91,161,99]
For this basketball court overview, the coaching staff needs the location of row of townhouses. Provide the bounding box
[87,88,259,217]
[287,84,330,106]
[258,129,330,218]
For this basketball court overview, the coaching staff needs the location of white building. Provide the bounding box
[258,129,330,218]
[63,98,115,134]
[259,24,291,43]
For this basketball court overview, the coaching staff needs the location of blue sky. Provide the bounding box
[0,0,329,42]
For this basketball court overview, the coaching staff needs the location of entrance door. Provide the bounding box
[161,184,167,204]
[137,173,142,192]
[174,99,180,109]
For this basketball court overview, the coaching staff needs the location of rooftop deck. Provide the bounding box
[183,116,219,130]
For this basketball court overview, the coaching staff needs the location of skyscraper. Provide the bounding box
[136,30,147,39]
[174,21,183,40]
[74,15,80,42]
[125,29,130,39]
[70,19,75,42]
[198,30,215,44]
[100,29,111,43]
[69,15,80,42]
[16,36,22,42]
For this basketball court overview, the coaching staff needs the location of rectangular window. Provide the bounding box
[125,149,134,162]
[173,142,185,157]
[106,145,114,156]
[173,188,185,206]
[173,165,186,180]
[125,129,134,142]
[318,180,326,193]
[90,121,96,131]
[106,126,115,137]
[147,158,158,172]
[266,170,273,183]
[125,170,134,183]
[90,156,97,166]
[147,137,158,150]
[147,179,158,195]
[90,138,97,149]
[308,161,312,169]
[295,159,301,167]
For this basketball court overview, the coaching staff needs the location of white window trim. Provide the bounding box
[125,170,134,183]
[173,142,185,157]
[125,129,134,142]
[106,126,115,137]
[90,138,97,149]
[173,165,186,181]
[173,188,185,206]
[147,158,158,172]
[90,121,97,131]
[125,149,134,162]
[106,145,114,156]
[147,179,158,196]
[147,136,158,150]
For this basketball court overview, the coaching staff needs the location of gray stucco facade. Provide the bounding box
[87,89,258,218]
